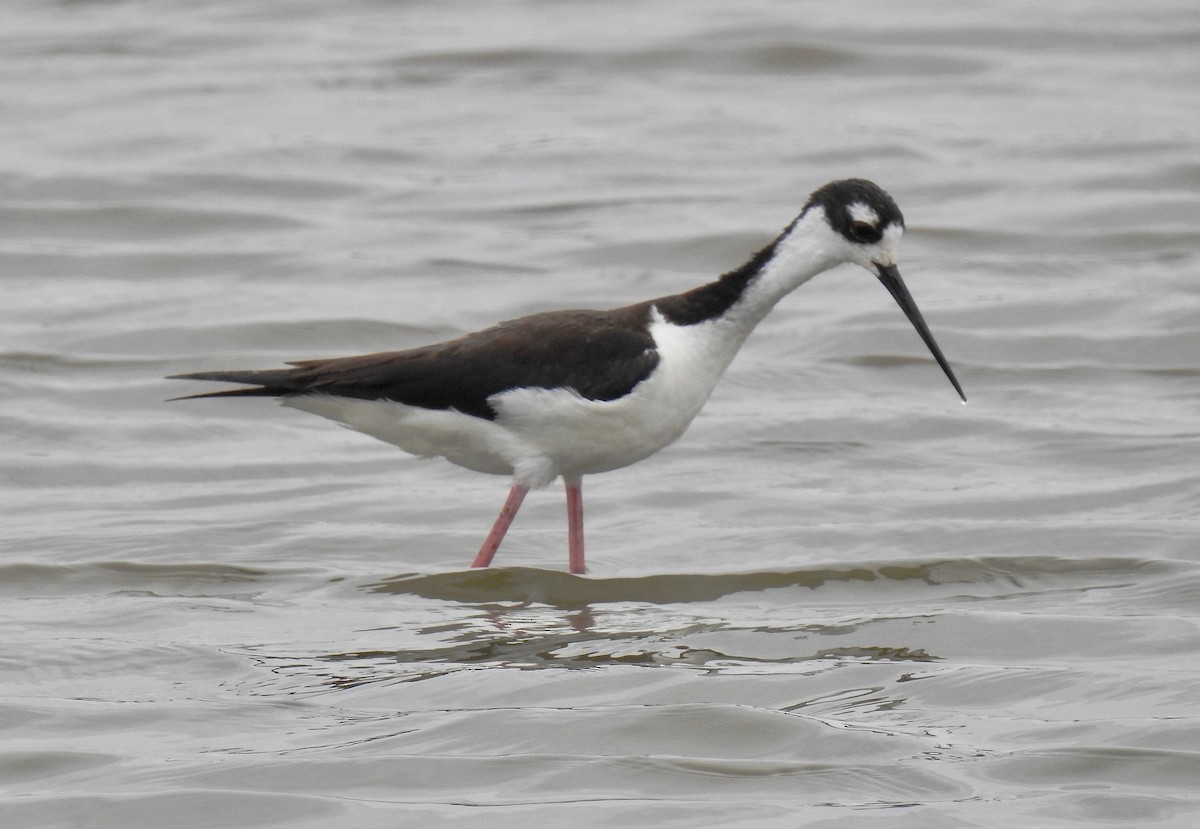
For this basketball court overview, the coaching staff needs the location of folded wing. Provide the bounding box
[169,305,661,421]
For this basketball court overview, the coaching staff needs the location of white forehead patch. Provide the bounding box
[847,202,879,225]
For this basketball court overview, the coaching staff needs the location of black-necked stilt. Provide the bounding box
[170,179,964,574]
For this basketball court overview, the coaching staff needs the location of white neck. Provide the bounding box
[644,207,845,403]
[715,207,840,338]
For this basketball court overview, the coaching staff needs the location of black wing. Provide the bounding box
[169,304,660,420]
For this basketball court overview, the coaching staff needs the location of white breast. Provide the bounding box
[489,308,745,485]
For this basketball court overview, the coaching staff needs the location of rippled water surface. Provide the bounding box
[3,1,1199,826]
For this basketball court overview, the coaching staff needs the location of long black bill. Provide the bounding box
[876,264,966,403]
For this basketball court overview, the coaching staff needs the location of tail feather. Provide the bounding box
[166,368,301,401]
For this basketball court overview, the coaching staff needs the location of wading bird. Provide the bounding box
[171,179,964,574]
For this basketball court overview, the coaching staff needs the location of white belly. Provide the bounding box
[286,312,747,489]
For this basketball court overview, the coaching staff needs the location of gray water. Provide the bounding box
[2,1,1199,826]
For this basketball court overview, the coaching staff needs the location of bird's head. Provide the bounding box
[799,178,966,403]
[803,177,906,273]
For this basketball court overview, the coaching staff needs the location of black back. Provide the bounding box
[173,305,661,421]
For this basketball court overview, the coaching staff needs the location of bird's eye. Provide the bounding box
[849,221,875,241]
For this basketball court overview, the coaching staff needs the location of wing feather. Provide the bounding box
[170,304,660,420]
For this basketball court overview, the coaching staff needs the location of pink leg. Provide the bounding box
[565,477,585,575]
[471,484,528,569]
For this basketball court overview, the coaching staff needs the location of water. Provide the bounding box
[2,0,1199,826]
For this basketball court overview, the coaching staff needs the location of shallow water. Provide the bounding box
[2,1,1199,826]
